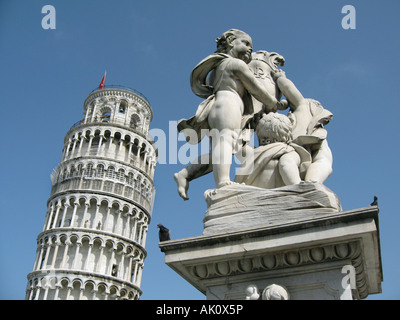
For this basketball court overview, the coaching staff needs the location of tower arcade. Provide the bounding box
[26,85,157,300]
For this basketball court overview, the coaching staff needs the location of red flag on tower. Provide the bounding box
[98,71,106,89]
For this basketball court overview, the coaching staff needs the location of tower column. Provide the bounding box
[72,242,81,269]
[108,247,116,275]
[104,206,112,232]
[131,217,138,241]
[137,222,144,244]
[61,241,71,269]
[141,226,149,246]
[86,134,94,155]
[43,286,50,300]
[84,244,93,270]
[42,243,52,269]
[65,139,72,160]
[132,259,139,284]
[60,203,70,228]
[50,242,60,268]
[92,203,101,229]
[136,262,144,286]
[127,255,134,282]
[70,201,80,227]
[77,135,85,156]
[34,287,41,300]
[27,287,34,300]
[80,201,90,228]
[54,285,60,300]
[65,286,72,300]
[125,214,131,238]
[96,245,105,273]
[52,204,62,229]
[70,138,78,157]
[45,205,55,230]
[96,135,104,155]
[34,245,45,271]
[108,134,113,150]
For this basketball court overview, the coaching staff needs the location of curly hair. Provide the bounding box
[215,29,251,53]
[256,112,293,145]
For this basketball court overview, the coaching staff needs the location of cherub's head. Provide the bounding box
[215,29,253,63]
[262,284,290,300]
[256,112,293,146]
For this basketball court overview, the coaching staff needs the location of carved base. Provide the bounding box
[159,206,382,300]
[203,182,342,235]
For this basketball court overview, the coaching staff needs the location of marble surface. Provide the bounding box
[203,182,341,235]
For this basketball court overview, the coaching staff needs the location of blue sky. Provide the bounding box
[0,0,399,300]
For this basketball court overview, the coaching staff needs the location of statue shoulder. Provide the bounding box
[190,53,230,98]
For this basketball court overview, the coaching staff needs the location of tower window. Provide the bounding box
[85,163,94,177]
[106,166,115,180]
[111,264,118,277]
[117,169,125,182]
[78,164,83,176]
[130,114,141,130]
[119,101,127,114]
[101,111,111,122]
[96,164,104,178]
[127,172,134,185]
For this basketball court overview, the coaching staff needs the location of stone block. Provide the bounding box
[160,205,382,300]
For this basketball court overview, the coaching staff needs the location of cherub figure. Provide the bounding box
[273,70,333,183]
[175,29,287,198]
[234,112,311,188]
[262,284,290,300]
[245,284,260,300]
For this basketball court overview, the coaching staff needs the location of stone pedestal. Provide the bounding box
[160,185,382,300]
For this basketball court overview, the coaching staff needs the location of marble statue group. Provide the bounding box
[163,30,382,302]
[174,29,333,200]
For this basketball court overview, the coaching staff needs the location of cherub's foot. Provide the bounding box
[304,180,318,184]
[216,180,238,188]
[174,172,189,200]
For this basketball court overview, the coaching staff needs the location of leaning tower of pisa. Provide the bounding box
[26,85,157,300]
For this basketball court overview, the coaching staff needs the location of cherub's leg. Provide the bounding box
[278,151,301,185]
[174,154,212,200]
[210,128,238,188]
[206,92,243,188]
[305,140,333,183]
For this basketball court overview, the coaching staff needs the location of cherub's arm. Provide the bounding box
[233,60,286,112]
[273,70,306,110]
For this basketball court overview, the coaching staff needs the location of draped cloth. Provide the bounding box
[234,142,312,188]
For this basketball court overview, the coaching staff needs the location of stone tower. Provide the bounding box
[26,85,157,300]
